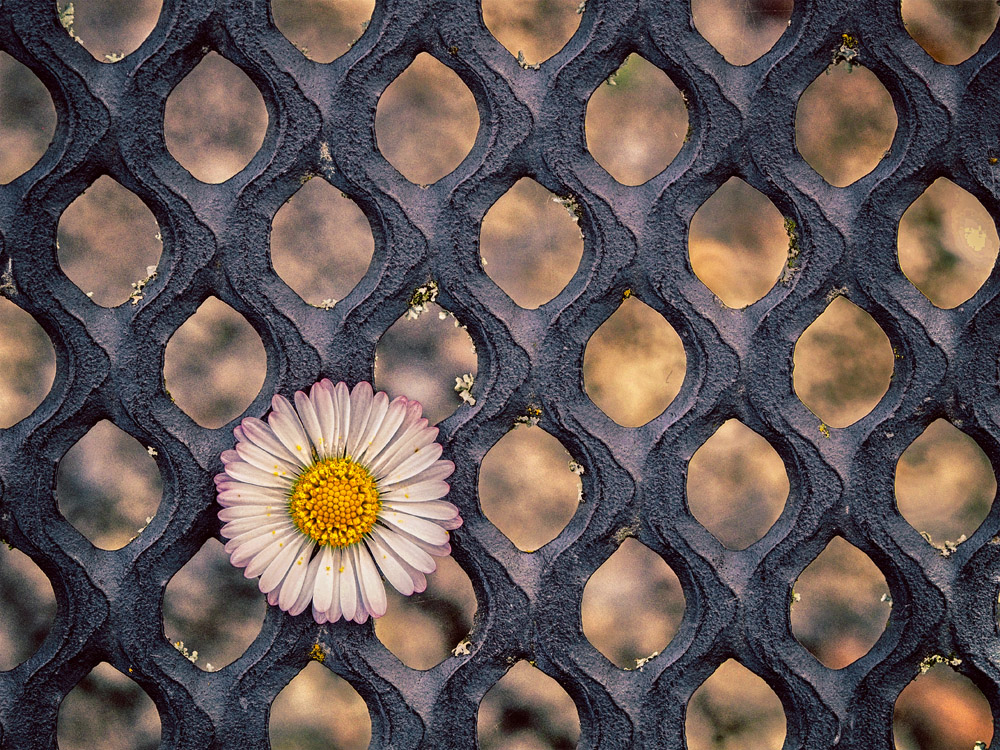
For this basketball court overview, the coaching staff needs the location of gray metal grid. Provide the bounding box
[0,0,999,747]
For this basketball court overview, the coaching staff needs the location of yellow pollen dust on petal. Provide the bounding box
[287,457,381,548]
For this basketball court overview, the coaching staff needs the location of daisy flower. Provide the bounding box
[216,380,462,624]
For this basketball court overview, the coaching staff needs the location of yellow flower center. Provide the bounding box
[288,458,380,547]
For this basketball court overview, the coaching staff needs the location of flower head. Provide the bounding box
[216,380,461,624]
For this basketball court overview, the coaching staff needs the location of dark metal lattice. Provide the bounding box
[1,0,1000,747]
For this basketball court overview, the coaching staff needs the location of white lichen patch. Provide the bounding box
[918,653,961,674]
[631,650,660,671]
[407,280,438,319]
[514,405,542,428]
[451,639,471,657]
[568,460,585,476]
[454,373,476,406]
[832,33,860,71]
[59,3,85,45]
[516,51,540,71]
[129,266,158,305]
[173,640,198,664]
[920,531,967,557]
[104,52,125,63]
[0,258,15,297]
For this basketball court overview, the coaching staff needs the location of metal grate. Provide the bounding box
[1,0,999,747]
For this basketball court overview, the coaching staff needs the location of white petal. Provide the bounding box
[380,481,451,504]
[358,396,409,464]
[278,541,315,611]
[378,443,443,486]
[383,522,452,558]
[294,390,325,455]
[365,535,415,596]
[382,500,460,522]
[312,545,336,614]
[366,412,430,476]
[289,553,323,616]
[218,505,280,521]
[346,382,374,458]
[327,547,344,623]
[377,510,450,545]
[404,459,456,486]
[240,417,302,466]
[222,519,289,543]
[235,441,299,477]
[221,516,290,537]
[354,544,387,618]
[311,380,336,459]
[350,557,369,623]
[244,529,300,578]
[339,543,358,622]
[217,484,290,507]
[333,381,351,457]
[372,525,435,573]
[259,535,309,593]
[225,461,293,489]
[223,526,298,568]
[268,400,312,464]
[353,391,389,461]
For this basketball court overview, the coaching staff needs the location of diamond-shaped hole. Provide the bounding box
[62,0,161,62]
[57,177,162,307]
[163,297,267,428]
[689,177,789,307]
[375,556,477,670]
[896,420,996,551]
[0,546,56,671]
[481,0,582,65]
[790,537,891,669]
[686,659,787,750]
[56,421,162,550]
[902,0,1000,64]
[479,428,581,551]
[894,662,993,749]
[586,55,688,185]
[375,302,477,425]
[162,539,265,671]
[582,539,685,669]
[480,178,584,308]
[270,662,371,749]
[687,420,789,550]
[793,297,895,428]
[375,53,479,185]
[584,296,686,427]
[272,0,375,63]
[0,297,56,428]
[58,662,160,750]
[271,179,374,307]
[898,178,1000,309]
[164,52,268,183]
[0,52,56,184]
[691,0,793,65]
[795,64,897,187]
[478,661,581,750]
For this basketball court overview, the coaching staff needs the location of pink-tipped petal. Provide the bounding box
[355,543,387,618]
[241,417,303,466]
[339,544,358,622]
[294,390,325,455]
[365,535,415,596]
